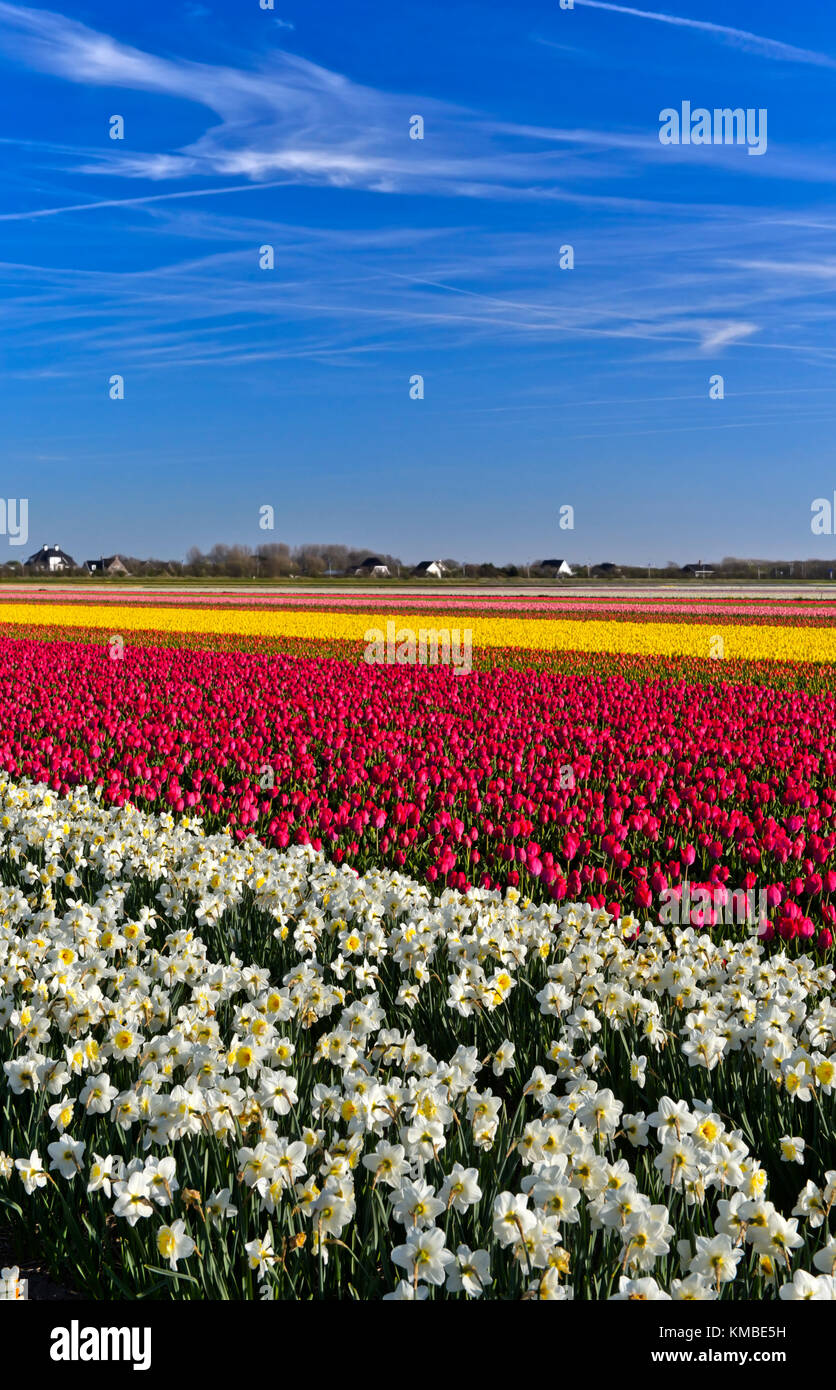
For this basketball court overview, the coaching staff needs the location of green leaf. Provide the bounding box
[141,1264,200,1287]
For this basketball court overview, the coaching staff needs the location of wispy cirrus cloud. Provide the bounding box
[0,0,830,216]
[696,320,758,352]
[8,205,836,384]
[0,1,833,387]
[0,1,456,190]
[2,0,590,201]
[731,258,836,280]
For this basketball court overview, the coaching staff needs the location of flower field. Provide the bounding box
[0,592,835,1302]
[3,597,836,659]
[1,780,835,1301]
[0,635,835,940]
[6,588,836,625]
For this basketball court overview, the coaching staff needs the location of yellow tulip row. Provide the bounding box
[1,602,835,663]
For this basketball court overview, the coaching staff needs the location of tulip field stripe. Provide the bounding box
[5,592,836,621]
[4,603,836,661]
[3,621,835,690]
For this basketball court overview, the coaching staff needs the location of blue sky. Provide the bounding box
[1,0,835,566]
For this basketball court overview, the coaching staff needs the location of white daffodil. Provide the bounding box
[156,1219,196,1271]
[778,1269,836,1300]
[391,1227,454,1286]
[47,1135,85,1180]
[446,1245,492,1298]
[779,1135,805,1165]
[15,1150,47,1195]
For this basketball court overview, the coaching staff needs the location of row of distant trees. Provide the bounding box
[182,544,410,578]
[170,550,836,580]
[5,547,836,580]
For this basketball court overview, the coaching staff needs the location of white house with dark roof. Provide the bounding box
[412,560,447,578]
[24,544,76,573]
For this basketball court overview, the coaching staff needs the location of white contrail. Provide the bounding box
[0,179,293,221]
[574,0,836,69]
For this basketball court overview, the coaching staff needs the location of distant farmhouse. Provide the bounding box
[592,562,622,578]
[354,556,390,578]
[412,560,447,578]
[85,555,131,576]
[681,563,715,577]
[539,558,573,577]
[24,544,76,573]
